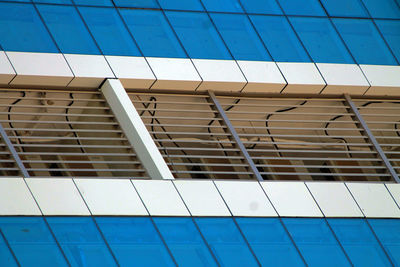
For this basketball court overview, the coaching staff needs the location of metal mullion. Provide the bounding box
[0,123,29,177]
[208,91,263,181]
[345,94,400,183]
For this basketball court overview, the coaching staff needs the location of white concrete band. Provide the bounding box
[101,79,174,180]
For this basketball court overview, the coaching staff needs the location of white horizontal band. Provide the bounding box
[1,177,399,218]
[1,51,400,96]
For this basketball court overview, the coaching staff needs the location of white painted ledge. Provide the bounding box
[193,59,247,91]
[0,51,16,85]
[105,56,155,89]
[237,60,286,93]
[7,52,73,87]
[65,54,115,88]
[361,65,400,96]
[317,63,370,95]
[278,62,326,94]
[147,57,201,90]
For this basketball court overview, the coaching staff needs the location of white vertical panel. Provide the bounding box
[75,179,148,216]
[101,79,174,180]
[27,178,90,216]
[262,182,323,217]
[0,178,41,215]
[347,183,400,218]
[174,180,230,216]
[384,184,400,209]
[0,51,15,84]
[361,65,400,96]
[215,181,277,217]
[132,180,189,216]
[306,182,363,217]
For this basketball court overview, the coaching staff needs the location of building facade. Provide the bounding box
[0,0,399,266]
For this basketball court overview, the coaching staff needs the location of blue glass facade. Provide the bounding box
[0,0,398,65]
[0,217,399,266]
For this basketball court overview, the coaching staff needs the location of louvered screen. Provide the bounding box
[130,92,256,179]
[354,99,400,177]
[0,89,147,178]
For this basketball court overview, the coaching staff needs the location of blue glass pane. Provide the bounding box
[211,13,271,61]
[0,3,58,53]
[158,0,204,11]
[113,0,159,8]
[120,9,186,58]
[37,4,100,54]
[250,15,310,62]
[328,219,391,267]
[321,0,369,17]
[166,11,232,60]
[236,218,305,266]
[369,219,400,266]
[0,0,29,2]
[33,0,72,4]
[375,20,400,63]
[0,217,67,266]
[202,0,244,12]
[241,0,283,14]
[47,217,117,267]
[333,18,397,65]
[154,217,217,267]
[95,217,175,266]
[0,232,17,267]
[277,0,325,16]
[74,0,113,6]
[362,0,400,19]
[195,218,259,266]
[290,17,354,64]
[283,218,351,267]
[79,7,141,56]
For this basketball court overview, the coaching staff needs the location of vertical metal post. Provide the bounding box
[344,94,399,183]
[101,79,174,180]
[0,123,29,177]
[208,91,263,181]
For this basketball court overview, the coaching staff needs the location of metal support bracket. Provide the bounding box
[208,91,263,181]
[345,94,400,183]
[0,123,29,177]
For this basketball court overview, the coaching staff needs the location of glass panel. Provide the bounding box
[166,11,232,60]
[33,0,72,4]
[113,0,159,8]
[37,4,100,54]
[277,0,325,16]
[195,218,259,266]
[120,9,186,58]
[79,7,141,56]
[210,13,271,61]
[0,231,18,267]
[240,0,283,14]
[47,217,117,267]
[236,218,305,266]
[283,218,351,267]
[153,217,217,267]
[362,0,400,19]
[202,0,244,12]
[158,0,204,11]
[0,3,58,53]
[333,18,397,65]
[328,219,391,267]
[321,0,369,17]
[0,217,68,266]
[369,219,400,266]
[375,20,400,63]
[290,17,354,64]
[250,15,310,62]
[95,217,175,266]
[74,0,113,6]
